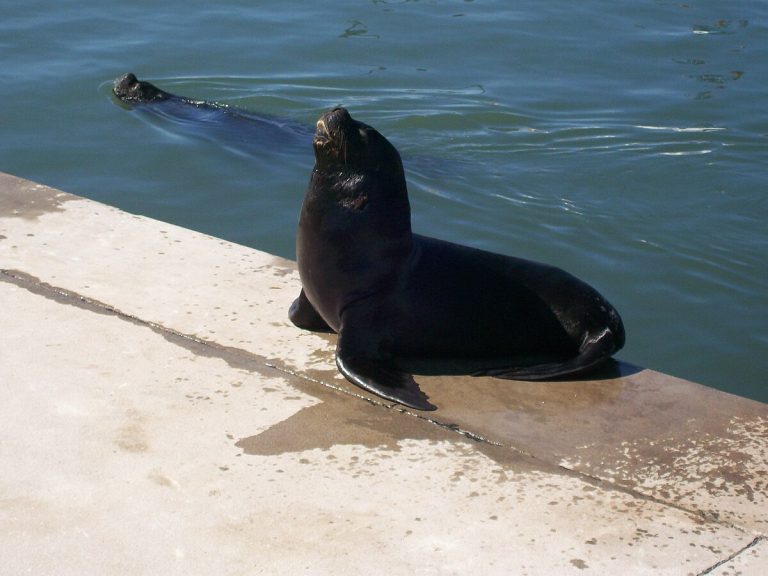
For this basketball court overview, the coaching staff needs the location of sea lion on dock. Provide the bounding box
[290,107,625,411]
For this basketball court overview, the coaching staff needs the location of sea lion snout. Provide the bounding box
[313,107,357,164]
[315,107,352,141]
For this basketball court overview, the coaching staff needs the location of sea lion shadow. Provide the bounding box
[399,358,641,414]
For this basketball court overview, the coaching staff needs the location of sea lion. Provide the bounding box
[290,107,625,411]
[111,72,311,155]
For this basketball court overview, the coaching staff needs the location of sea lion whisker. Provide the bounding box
[340,137,348,166]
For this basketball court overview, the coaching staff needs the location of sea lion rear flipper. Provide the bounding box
[476,327,619,380]
[335,319,436,411]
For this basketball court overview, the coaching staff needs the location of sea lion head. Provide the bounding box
[313,107,404,180]
[303,107,412,255]
[112,73,169,103]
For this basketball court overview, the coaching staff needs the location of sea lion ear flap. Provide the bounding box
[334,313,436,411]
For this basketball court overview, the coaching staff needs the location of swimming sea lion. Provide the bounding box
[110,73,460,179]
[290,107,625,411]
[111,72,311,155]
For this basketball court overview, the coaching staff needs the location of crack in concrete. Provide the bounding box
[697,536,764,575]
[1,267,758,543]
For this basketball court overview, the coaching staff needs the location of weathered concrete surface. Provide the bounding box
[1,172,766,575]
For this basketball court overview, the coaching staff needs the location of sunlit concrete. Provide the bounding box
[2,172,766,575]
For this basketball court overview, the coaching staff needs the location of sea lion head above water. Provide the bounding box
[112,73,171,103]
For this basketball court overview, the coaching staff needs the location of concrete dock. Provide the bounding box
[1,171,766,575]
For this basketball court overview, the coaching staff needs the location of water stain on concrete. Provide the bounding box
[235,392,451,456]
[0,173,75,220]
[570,558,588,569]
[116,410,150,453]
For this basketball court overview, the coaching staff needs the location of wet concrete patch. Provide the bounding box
[559,415,768,533]
[116,409,151,453]
[0,173,75,220]
[405,366,768,534]
[236,393,457,456]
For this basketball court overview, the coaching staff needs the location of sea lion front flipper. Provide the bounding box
[335,315,436,411]
[289,289,333,333]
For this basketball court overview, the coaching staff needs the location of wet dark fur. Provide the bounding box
[290,107,625,410]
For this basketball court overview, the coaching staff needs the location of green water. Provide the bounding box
[2,1,766,402]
